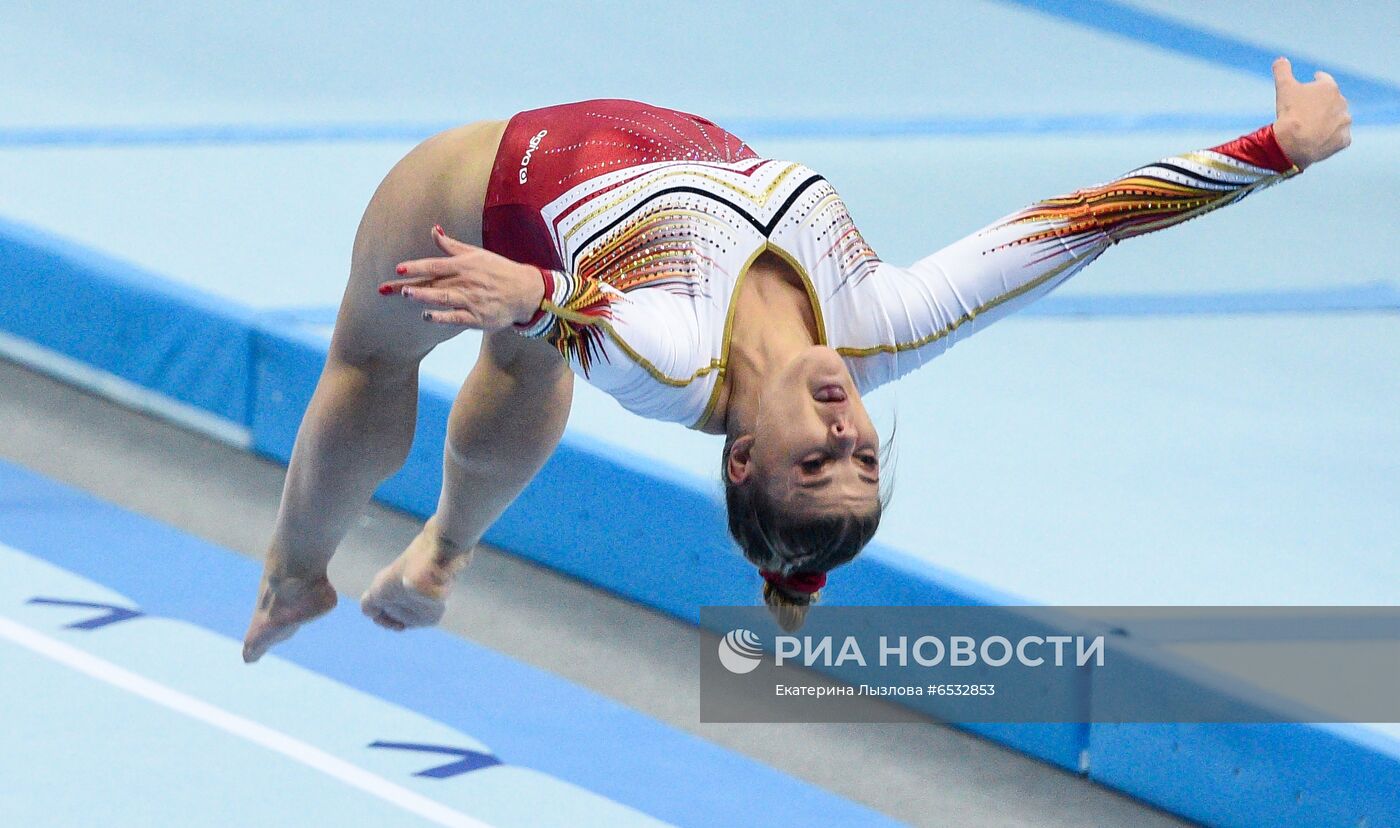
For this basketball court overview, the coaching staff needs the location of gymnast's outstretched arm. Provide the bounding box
[842,58,1352,383]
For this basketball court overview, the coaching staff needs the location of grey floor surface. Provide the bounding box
[0,356,1195,828]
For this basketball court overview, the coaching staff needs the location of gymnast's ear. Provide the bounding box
[726,434,756,485]
[763,581,814,632]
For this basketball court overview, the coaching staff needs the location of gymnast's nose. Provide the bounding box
[829,418,857,454]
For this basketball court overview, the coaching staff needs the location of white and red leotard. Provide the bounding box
[481,99,1298,428]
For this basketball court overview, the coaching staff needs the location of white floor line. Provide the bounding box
[0,616,491,828]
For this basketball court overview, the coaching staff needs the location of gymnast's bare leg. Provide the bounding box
[242,120,572,662]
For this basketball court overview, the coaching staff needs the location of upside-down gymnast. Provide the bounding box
[242,58,1350,659]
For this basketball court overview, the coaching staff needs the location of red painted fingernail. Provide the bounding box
[433,224,444,235]
[378,284,393,296]
[396,264,407,275]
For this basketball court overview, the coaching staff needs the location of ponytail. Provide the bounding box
[763,581,813,632]
[761,571,823,632]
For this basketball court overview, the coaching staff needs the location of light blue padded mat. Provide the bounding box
[0,460,899,828]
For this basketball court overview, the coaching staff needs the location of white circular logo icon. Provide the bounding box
[718,628,764,674]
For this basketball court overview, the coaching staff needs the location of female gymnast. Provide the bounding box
[243,58,1350,660]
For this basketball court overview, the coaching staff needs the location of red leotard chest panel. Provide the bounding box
[481,99,757,270]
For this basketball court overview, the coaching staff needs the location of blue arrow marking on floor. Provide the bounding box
[367,741,503,778]
[26,597,144,630]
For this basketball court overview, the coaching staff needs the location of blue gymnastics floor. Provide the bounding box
[2,2,1398,826]
[0,460,895,827]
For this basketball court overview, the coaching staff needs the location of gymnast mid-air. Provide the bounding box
[243,58,1350,659]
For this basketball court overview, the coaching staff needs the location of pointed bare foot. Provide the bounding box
[359,524,471,631]
[242,569,337,663]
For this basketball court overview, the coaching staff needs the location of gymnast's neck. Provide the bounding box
[700,251,823,437]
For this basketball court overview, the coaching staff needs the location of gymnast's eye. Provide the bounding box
[858,452,879,469]
[799,456,825,474]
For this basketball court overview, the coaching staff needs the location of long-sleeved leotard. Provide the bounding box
[482,100,1297,427]
[822,124,1298,391]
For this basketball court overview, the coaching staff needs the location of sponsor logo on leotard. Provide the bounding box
[518,129,548,184]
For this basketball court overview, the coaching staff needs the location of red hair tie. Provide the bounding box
[760,569,826,595]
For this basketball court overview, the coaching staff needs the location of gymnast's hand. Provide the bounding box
[1271,56,1352,169]
[378,225,545,330]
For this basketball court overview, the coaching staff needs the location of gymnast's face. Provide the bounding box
[730,346,881,515]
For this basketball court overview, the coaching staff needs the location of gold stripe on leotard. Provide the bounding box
[561,162,804,247]
[691,244,770,429]
[577,208,731,291]
[545,300,725,389]
[1180,150,1297,178]
[765,242,828,347]
[834,255,1085,359]
[691,241,829,430]
[581,207,727,268]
